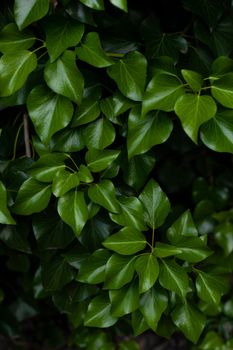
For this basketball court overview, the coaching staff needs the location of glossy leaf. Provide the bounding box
[80,0,104,10]
[135,254,159,293]
[107,51,147,101]
[27,85,73,145]
[44,16,84,62]
[12,178,51,215]
[159,259,189,299]
[109,0,127,12]
[57,190,88,236]
[44,50,84,104]
[0,181,16,224]
[181,69,203,92]
[155,243,182,258]
[76,32,114,68]
[142,73,185,116]
[131,310,149,336]
[72,97,101,127]
[88,180,119,213]
[85,149,120,172]
[0,50,37,97]
[139,179,170,229]
[105,254,136,289]
[167,210,198,245]
[214,222,233,255]
[84,294,118,328]
[140,287,168,331]
[103,227,146,255]
[174,237,212,263]
[0,23,35,53]
[211,73,233,108]
[14,0,49,30]
[84,118,115,150]
[109,281,139,317]
[171,303,206,343]
[52,170,80,197]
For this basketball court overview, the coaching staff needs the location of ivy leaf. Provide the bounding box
[109,281,139,317]
[200,109,233,153]
[140,287,168,331]
[196,270,229,305]
[142,73,185,116]
[131,310,149,336]
[109,0,127,12]
[154,243,182,258]
[76,32,114,68]
[72,97,101,127]
[0,50,37,97]
[103,227,146,255]
[44,50,84,104]
[79,0,104,10]
[107,51,147,101]
[139,179,170,229]
[12,178,51,215]
[100,92,135,123]
[110,196,147,231]
[198,331,224,350]
[211,73,233,108]
[105,254,136,289]
[171,303,206,343]
[174,237,212,263]
[42,256,75,291]
[50,128,85,153]
[127,108,173,159]
[57,190,88,236]
[183,0,223,26]
[119,340,140,350]
[52,170,80,197]
[174,94,217,143]
[135,254,159,293]
[44,16,84,62]
[78,164,94,183]
[28,153,68,182]
[159,259,189,299]
[0,181,16,224]
[84,118,115,150]
[88,180,120,213]
[27,85,73,145]
[0,23,35,53]
[14,0,49,30]
[85,149,120,172]
[214,222,233,255]
[84,294,118,328]
[211,56,233,76]
[167,210,198,245]
[181,69,203,92]
[77,249,111,284]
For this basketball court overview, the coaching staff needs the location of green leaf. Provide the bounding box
[44,16,84,62]
[100,92,135,124]
[142,73,185,116]
[167,210,198,245]
[173,237,212,263]
[196,270,229,305]
[140,287,168,331]
[171,303,206,343]
[135,254,159,293]
[77,249,111,284]
[154,243,182,258]
[174,94,217,143]
[0,181,16,224]
[198,331,223,350]
[78,164,94,183]
[139,179,170,229]
[211,73,233,108]
[109,0,127,12]
[214,222,233,255]
[107,51,147,101]
[28,153,68,182]
[50,128,85,153]
[109,281,139,317]
[211,56,233,76]
[0,23,35,53]
[0,225,30,252]
[181,69,203,92]
[159,259,189,299]
[14,0,49,30]
[44,50,84,104]
[103,227,146,255]
[105,254,136,289]
[0,50,37,97]
[27,85,74,145]
[110,196,147,231]
[119,340,140,350]
[42,256,75,291]
[200,109,233,153]
[127,108,173,159]
[84,294,118,327]
[80,0,104,10]
[88,180,119,213]
[85,149,120,172]
[12,178,51,215]
[84,118,115,150]
[52,170,80,197]
[183,0,223,26]
[76,32,114,68]
[72,97,100,127]
[131,310,149,336]
[57,190,88,236]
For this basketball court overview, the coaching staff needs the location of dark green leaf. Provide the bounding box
[0,23,35,53]
[72,97,100,127]
[109,281,139,317]
[131,310,149,336]
[155,243,182,258]
[14,0,49,30]
[85,149,120,172]
[167,210,198,245]
[214,222,233,255]
[0,181,16,224]
[211,73,233,108]
[181,69,203,92]
[88,180,119,213]
[80,0,104,10]
[84,118,115,149]
[105,254,136,289]
[52,170,80,197]
[135,254,159,293]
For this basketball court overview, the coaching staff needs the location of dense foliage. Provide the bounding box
[0,0,233,348]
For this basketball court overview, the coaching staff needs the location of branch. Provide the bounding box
[23,113,31,158]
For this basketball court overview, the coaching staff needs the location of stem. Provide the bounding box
[151,227,155,249]
[37,51,48,61]
[65,165,76,173]
[66,154,79,171]
[200,86,211,91]
[106,52,124,58]
[23,113,31,157]
[12,123,23,160]
[31,45,46,54]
